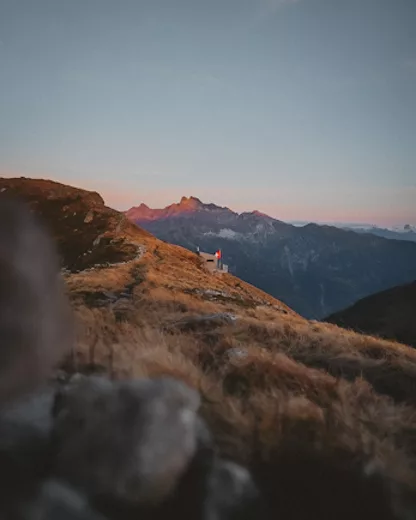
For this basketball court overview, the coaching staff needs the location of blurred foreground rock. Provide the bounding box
[0,375,261,520]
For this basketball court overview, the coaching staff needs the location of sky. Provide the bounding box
[0,0,415,226]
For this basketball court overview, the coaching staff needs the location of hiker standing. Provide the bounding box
[215,249,222,269]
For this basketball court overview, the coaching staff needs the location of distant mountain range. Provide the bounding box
[290,221,416,243]
[126,197,416,319]
[326,281,416,348]
[342,225,416,243]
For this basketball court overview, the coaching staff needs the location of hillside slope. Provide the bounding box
[5,177,416,515]
[326,281,416,348]
[0,178,290,313]
[127,197,416,319]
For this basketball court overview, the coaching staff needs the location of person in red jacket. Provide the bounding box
[215,249,222,269]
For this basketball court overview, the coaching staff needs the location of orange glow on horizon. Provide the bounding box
[0,171,414,227]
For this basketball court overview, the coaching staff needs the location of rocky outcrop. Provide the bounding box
[0,177,149,272]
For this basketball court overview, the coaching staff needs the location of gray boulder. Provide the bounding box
[52,376,201,505]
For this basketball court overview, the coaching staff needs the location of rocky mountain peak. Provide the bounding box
[178,196,204,209]
[251,210,272,219]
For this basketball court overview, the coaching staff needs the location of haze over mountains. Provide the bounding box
[290,222,416,243]
[343,225,416,243]
[127,197,416,319]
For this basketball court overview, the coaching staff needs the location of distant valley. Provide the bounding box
[127,197,416,319]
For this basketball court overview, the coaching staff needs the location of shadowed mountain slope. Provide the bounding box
[326,281,416,348]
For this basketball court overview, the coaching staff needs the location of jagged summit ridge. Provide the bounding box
[126,196,232,221]
[179,195,203,207]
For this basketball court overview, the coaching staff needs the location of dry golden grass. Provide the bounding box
[46,206,416,503]
[66,302,416,517]
[63,254,416,502]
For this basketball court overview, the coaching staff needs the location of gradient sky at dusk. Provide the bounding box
[0,0,415,225]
